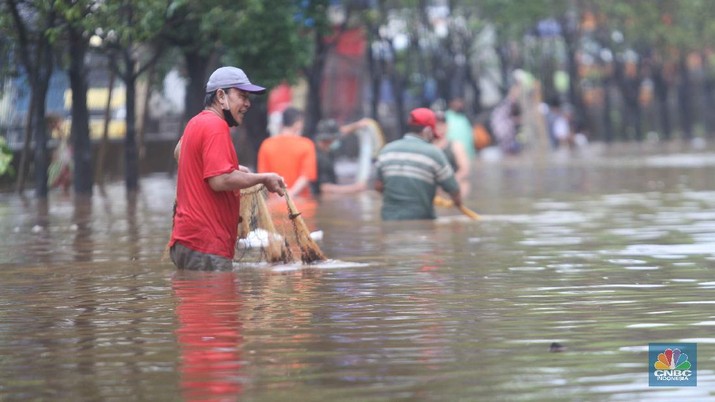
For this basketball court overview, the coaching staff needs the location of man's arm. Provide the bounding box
[289,176,310,198]
[448,188,462,208]
[320,181,367,194]
[208,170,285,195]
[339,118,371,136]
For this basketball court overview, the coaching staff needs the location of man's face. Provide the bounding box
[222,88,252,125]
[450,99,464,113]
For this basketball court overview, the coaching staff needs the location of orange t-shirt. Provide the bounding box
[257,135,317,198]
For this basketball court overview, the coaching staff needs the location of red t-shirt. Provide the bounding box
[170,111,240,259]
[257,135,317,198]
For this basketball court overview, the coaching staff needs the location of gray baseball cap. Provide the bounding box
[205,66,266,94]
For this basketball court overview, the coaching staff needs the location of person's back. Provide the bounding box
[258,135,316,196]
[257,107,317,198]
[375,108,460,221]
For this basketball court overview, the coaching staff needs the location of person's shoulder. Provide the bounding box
[191,110,220,123]
[186,111,227,136]
[380,137,406,151]
[258,136,280,151]
[422,142,450,160]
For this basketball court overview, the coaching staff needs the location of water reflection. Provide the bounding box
[127,191,140,261]
[73,195,93,262]
[173,271,244,401]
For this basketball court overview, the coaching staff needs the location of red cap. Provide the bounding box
[408,108,439,137]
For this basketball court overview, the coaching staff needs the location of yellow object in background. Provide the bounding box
[64,87,126,110]
[434,195,480,220]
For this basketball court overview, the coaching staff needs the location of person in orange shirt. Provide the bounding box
[257,107,317,198]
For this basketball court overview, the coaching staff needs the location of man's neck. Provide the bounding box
[279,128,300,136]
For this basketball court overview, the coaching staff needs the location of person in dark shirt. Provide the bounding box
[312,119,368,195]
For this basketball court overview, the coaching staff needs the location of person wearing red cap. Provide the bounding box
[374,108,462,220]
[170,66,286,270]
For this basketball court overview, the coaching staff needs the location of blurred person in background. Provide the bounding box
[311,118,368,195]
[445,97,477,161]
[374,108,462,221]
[47,114,73,194]
[433,111,470,199]
[257,107,316,198]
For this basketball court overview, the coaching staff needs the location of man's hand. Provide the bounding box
[262,173,286,196]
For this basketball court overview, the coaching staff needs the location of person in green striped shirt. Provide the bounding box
[375,108,462,220]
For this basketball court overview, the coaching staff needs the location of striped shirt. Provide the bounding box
[375,134,459,220]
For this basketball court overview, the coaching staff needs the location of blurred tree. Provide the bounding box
[52,0,96,195]
[475,0,568,93]
[3,0,60,197]
[222,0,313,151]
[296,0,352,140]
[93,0,168,192]
[162,0,232,124]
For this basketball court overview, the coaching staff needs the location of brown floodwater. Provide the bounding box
[1,145,715,401]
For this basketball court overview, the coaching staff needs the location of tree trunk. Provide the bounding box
[653,64,672,141]
[124,53,139,192]
[138,63,156,162]
[7,0,55,197]
[95,64,116,185]
[602,76,614,143]
[465,59,482,117]
[32,74,51,198]
[182,51,212,126]
[392,72,406,141]
[304,27,328,140]
[562,16,587,136]
[677,57,693,140]
[242,99,268,163]
[701,51,715,138]
[68,28,93,195]
[366,25,380,119]
[15,95,35,194]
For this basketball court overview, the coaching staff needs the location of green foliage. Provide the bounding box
[0,136,15,177]
[92,0,170,51]
[222,0,313,89]
[474,0,569,40]
[584,0,715,56]
[163,0,237,57]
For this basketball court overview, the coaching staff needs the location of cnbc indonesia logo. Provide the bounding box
[649,343,697,387]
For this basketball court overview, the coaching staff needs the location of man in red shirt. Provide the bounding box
[170,66,285,270]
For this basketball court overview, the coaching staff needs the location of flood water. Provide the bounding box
[1,145,715,401]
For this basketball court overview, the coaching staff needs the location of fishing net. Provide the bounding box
[236,184,326,264]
